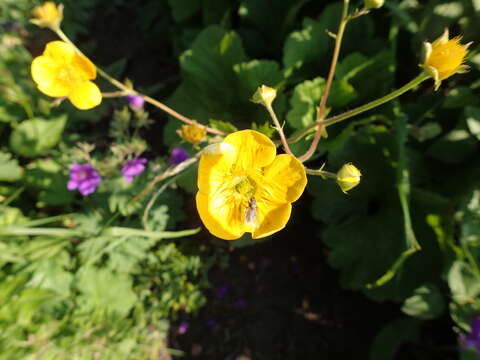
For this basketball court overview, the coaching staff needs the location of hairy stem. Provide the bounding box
[297,0,350,163]
[289,73,430,145]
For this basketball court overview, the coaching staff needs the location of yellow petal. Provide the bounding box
[261,154,307,203]
[43,41,76,64]
[196,192,246,240]
[197,142,236,194]
[72,53,97,80]
[224,130,276,170]
[252,202,291,239]
[31,55,70,97]
[68,81,102,110]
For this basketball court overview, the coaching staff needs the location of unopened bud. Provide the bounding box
[252,85,277,108]
[177,123,206,145]
[364,0,384,9]
[31,2,64,30]
[336,163,362,193]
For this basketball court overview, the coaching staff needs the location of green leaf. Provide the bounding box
[24,159,74,206]
[283,4,377,71]
[164,26,248,145]
[27,251,73,298]
[311,129,444,301]
[286,77,356,131]
[76,266,137,316]
[167,0,201,22]
[0,152,22,182]
[370,317,421,360]
[401,284,445,319]
[0,106,19,123]
[282,2,346,70]
[252,121,276,138]
[465,107,480,141]
[444,87,480,109]
[10,115,67,157]
[208,119,238,134]
[179,26,246,109]
[233,59,283,99]
[286,77,325,130]
[336,51,395,103]
[448,261,480,304]
[0,206,27,227]
[427,127,477,163]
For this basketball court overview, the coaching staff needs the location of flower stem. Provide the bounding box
[305,168,337,179]
[288,72,430,145]
[297,0,350,163]
[266,104,294,156]
[54,28,226,137]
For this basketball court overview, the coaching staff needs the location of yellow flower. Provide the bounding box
[421,29,470,90]
[31,41,102,110]
[196,130,307,240]
[336,163,361,193]
[178,123,206,145]
[31,2,64,29]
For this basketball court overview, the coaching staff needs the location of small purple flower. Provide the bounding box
[461,316,480,353]
[207,320,217,327]
[234,298,247,308]
[67,164,101,196]
[216,283,229,299]
[170,148,189,166]
[125,94,145,109]
[177,321,189,335]
[122,157,147,183]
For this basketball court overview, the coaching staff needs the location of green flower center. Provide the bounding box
[233,176,256,200]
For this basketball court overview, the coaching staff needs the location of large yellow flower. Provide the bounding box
[31,41,102,110]
[421,29,470,90]
[196,130,307,240]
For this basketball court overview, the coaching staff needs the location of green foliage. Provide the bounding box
[401,284,445,319]
[10,116,67,157]
[2,0,480,358]
[370,317,421,360]
[0,152,22,182]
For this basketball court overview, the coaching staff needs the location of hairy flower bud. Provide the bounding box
[364,0,384,9]
[252,85,277,108]
[336,163,362,193]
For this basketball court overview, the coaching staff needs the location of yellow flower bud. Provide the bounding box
[364,0,384,9]
[420,29,471,90]
[252,85,277,108]
[336,163,362,194]
[178,123,206,145]
[31,2,64,30]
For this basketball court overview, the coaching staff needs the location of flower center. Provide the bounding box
[57,65,81,85]
[77,170,87,180]
[233,176,256,200]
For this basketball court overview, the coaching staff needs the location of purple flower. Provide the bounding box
[121,157,147,183]
[234,298,247,308]
[170,148,189,166]
[67,164,101,196]
[216,283,229,299]
[207,320,217,327]
[125,94,145,109]
[461,316,480,353]
[177,321,189,335]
